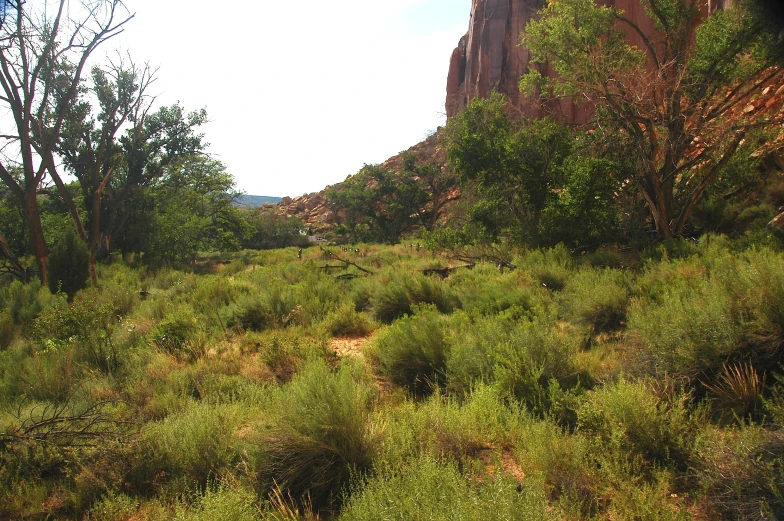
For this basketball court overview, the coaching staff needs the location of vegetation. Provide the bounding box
[0,240,780,519]
[1,0,784,519]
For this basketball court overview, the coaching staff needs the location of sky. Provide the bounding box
[106,0,473,198]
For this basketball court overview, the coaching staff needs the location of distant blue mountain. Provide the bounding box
[234,195,283,208]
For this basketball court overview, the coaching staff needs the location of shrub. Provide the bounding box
[694,425,784,520]
[0,309,14,350]
[151,305,200,354]
[340,455,555,521]
[47,227,90,301]
[125,402,246,492]
[558,268,630,333]
[371,272,457,323]
[369,305,451,396]
[254,359,377,514]
[0,279,60,329]
[492,317,583,415]
[628,272,740,378]
[577,378,694,473]
[32,291,123,374]
[172,484,259,521]
[449,264,550,317]
[517,244,574,291]
[320,304,376,338]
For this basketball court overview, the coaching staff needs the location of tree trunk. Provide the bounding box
[23,188,48,285]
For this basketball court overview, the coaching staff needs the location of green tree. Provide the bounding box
[57,56,156,283]
[446,93,619,247]
[126,155,248,265]
[47,227,89,301]
[521,0,784,239]
[327,164,431,243]
[242,208,308,250]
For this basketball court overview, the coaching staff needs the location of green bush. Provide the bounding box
[517,245,574,291]
[0,279,60,329]
[0,309,14,350]
[694,424,784,520]
[369,306,451,396]
[254,359,377,514]
[126,402,246,492]
[47,227,90,301]
[320,304,376,337]
[629,268,740,378]
[578,378,694,472]
[172,485,259,521]
[558,268,630,333]
[151,305,200,354]
[491,317,583,416]
[339,455,555,521]
[449,264,550,317]
[32,291,123,374]
[371,272,457,323]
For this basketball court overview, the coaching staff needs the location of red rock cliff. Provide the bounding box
[445,0,730,121]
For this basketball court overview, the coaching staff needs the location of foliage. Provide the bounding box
[327,163,433,244]
[445,93,620,247]
[47,227,90,301]
[521,0,784,239]
[340,455,555,521]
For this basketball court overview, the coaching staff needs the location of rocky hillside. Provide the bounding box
[275,131,449,235]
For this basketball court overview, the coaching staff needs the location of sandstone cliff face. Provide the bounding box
[445,0,730,121]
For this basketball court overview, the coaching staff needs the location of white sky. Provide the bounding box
[105,0,472,198]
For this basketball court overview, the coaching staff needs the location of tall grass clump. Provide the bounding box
[369,305,451,396]
[339,455,555,521]
[254,359,378,514]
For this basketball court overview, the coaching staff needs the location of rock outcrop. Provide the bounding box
[445,0,730,121]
